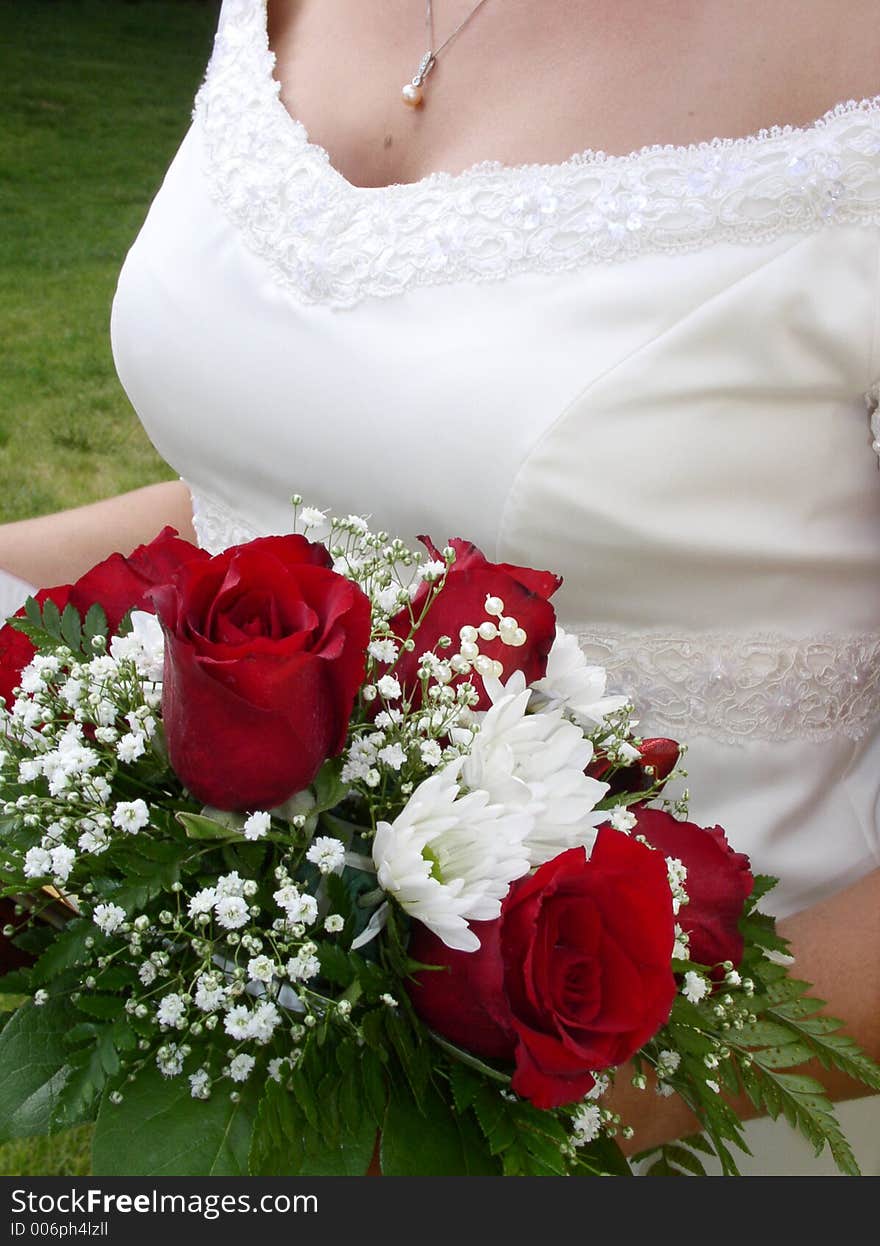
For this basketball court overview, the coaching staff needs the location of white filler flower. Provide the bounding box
[530,626,629,728]
[372,763,531,952]
[463,675,609,867]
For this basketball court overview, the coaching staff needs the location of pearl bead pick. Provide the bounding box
[401,82,424,108]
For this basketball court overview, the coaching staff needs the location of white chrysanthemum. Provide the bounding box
[305,836,346,875]
[530,626,629,728]
[109,610,165,682]
[463,675,609,867]
[372,763,532,952]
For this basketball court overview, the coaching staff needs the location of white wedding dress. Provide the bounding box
[105,0,880,1174]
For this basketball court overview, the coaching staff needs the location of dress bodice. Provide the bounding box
[107,0,880,1176]
[110,0,880,911]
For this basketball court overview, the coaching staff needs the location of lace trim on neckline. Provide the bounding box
[194,0,880,306]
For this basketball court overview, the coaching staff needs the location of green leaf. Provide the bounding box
[0,999,75,1142]
[51,1023,128,1131]
[83,603,109,644]
[175,811,245,842]
[312,758,349,814]
[93,1063,257,1176]
[42,598,63,640]
[381,1078,495,1175]
[317,942,355,988]
[74,994,126,1021]
[359,1047,387,1125]
[60,603,83,653]
[30,919,107,989]
[24,595,42,629]
[249,1077,375,1176]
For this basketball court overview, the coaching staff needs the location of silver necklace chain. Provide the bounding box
[403,0,493,106]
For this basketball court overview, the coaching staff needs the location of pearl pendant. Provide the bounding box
[402,51,435,108]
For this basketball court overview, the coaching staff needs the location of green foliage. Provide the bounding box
[381,1076,500,1175]
[249,1041,381,1176]
[0,1000,75,1143]
[92,1063,257,1177]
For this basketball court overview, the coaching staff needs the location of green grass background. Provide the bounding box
[0,0,220,1172]
[0,0,219,522]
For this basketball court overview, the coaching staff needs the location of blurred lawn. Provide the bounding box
[0,0,219,1173]
[0,0,219,521]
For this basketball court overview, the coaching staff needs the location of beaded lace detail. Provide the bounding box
[572,626,880,744]
[193,0,880,308]
[188,485,880,744]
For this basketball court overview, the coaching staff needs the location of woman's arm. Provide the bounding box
[610,866,880,1154]
[0,479,196,586]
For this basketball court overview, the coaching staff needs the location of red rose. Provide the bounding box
[631,807,754,970]
[388,537,561,710]
[151,535,372,811]
[0,585,72,708]
[587,737,681,796]
[0,528,205,708]
[68,526,208,634]
[409,830,677,1109]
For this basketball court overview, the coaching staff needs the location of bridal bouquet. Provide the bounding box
[0,499,877,1177]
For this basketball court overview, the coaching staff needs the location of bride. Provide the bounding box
[2,0,879,1175]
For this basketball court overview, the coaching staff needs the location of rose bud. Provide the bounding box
[409,830,677,1110]
[587,736,681,797]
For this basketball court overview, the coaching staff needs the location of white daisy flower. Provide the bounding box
[463,674,609,867]
[372,762,532,952]
[530,626,629,728]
